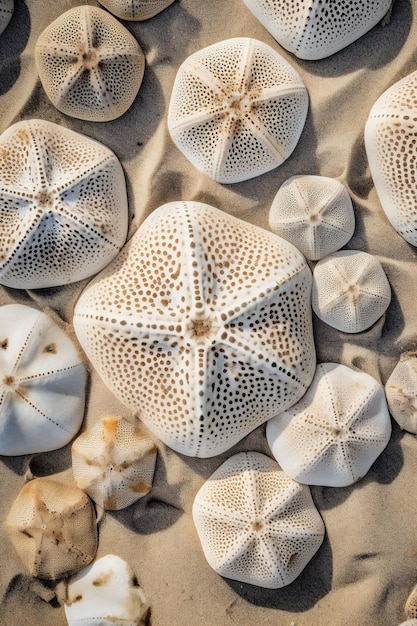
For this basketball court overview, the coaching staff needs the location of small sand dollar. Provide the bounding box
[365,70,417,247]
[35,5,145,122]
[168,37,308,183]
[385,352,417,434]
[7,477,98,580]
[0,303,87,456]
[267,362,392,487]
[65,554,150,626]
[72,415,157,510]
[192,451,325,588]
[0,0,13,36]
[242,0,392,60]
[269,175,355,260]
[0,119,128,289]
[98,0,175,20]
[312,250,391,333]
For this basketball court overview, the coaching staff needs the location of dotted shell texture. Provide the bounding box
[73,201,316,458]
[365,71,417,247]
[242,0,392,61]
[385,352,417,434]
[0,304,87,456]
[71,415,157,510]
[269,175,355,261]
[6,477,98,580]
[0,119,128,289]
[35,5,145,122]
[266,362,392,487]
[311,250,391,333]
[168,37,309,184]
[98,0,175,21]
[192,451,325,588]
[0,0,13,37]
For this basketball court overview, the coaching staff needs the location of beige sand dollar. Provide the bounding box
[73,201,316,458]
[386,352,417,434]
[35,5,145,121]
[0,0,13,36]
[98,0,175,20]
[192,451,325,588]
[7,477,98,580]
[168,37,308,183]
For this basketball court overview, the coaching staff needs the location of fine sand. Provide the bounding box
[1,1,417,624]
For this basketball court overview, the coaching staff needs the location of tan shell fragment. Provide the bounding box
[405,582,417,620]
[168,37,308,183]
[385,352,417,434]
[35,5,145,122]
[0,0,13,36]
[269,175,355,260]
[192,451,325,588]
[6,477,98,580]
[72,416,157,510]
[98,0,175,20]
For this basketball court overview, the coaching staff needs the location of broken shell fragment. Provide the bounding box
[385,352,417,434]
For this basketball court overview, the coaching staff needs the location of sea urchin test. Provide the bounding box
[168,37,308,183]
[74,201,316,458]
[0,119,128,289]
[0,0,13,37]
[242,0,392,60]
[98,0,175,20]
[0,304,86,456]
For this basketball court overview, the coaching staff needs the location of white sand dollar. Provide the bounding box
[269,175,355,260]
[7,477,98,580]
[267,362,392,487]
[365,70,417,247]
[65,554,150,626]
[74,201,316,458]
[312,250,391,333]
[242,0,391,60]
[385,352,417,434]
[192,451,325,588]
[0,304,86,456]
[35,5,145,122]
[72,415,157,510]
[0,119,128,289]
[168,37,308,183]
[98,0,175,20]
[0,0,13,36]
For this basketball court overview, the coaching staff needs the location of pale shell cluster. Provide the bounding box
[0,0,13,36]
[98,0,175,21]
[385,353,417,434]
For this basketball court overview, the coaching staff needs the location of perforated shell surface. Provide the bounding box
[98,0,175,21]
[385,352,417,434]
[168,37,308,183]
[192,451,325,588]
[0,0,13,36]
[0,119,128,289]
[35,5,145,122]
[242,0,391,60]
[365,70,417,247]
[73,201,316,458]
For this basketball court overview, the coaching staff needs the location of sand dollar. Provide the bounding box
[98,0,175,20]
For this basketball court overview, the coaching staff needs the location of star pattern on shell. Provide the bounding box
[0,0,13,36]
[311,250,391,333]
[385,352,417,434]
[0,304,87,456]
[266,362,392,487]
[242,0,392,60]
[269,175,355,261]
[71,415,157,510]
[98,0,175,20]
[0,119,128,289]
[168,37,308,183]
[192,451,325,589]
[365,70,417,247]
[6,477,98,580]
[65,554,150,626]
[35,5,145,122]
[73,201,316,458]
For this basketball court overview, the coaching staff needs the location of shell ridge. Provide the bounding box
[242,111,286,162]
[13,388,74,435]
[54,201,121,249]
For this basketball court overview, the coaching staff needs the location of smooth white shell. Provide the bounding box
[192,451,325,588]
[74,201,316,458]
[65,554,150,626]
[311,250,391,333]
[242,0,391,60]
[266,362,392,487]
[386,353,417,434]
[35,5,145,122]
[168,37,308,183]
[365,70,417,247]
[269,175,355,260]
[0,119,129,289]
[72,416,157,510]
[0,0,13,36]
[0,304,86,456]
[98,0,175,20]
